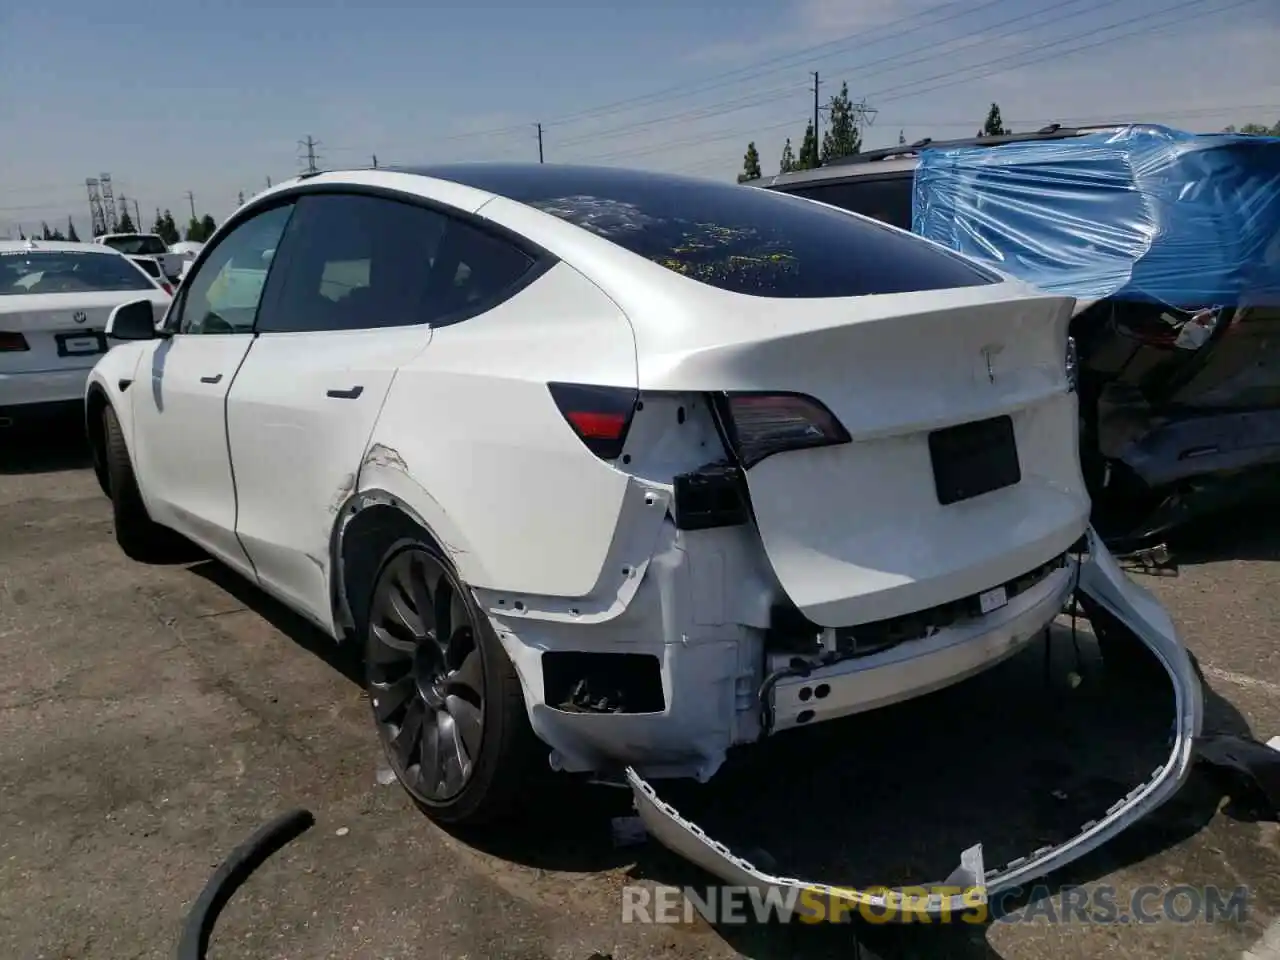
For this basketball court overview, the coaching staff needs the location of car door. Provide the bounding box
[225,192,454,632]
[129,202,295,574]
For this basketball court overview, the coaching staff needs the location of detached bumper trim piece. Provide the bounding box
[627,528,1204,918]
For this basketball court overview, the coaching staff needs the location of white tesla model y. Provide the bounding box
[84,164,1201,912]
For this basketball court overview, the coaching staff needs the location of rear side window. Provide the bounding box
[101,235,167,255]
[134,258,162,278]
[0,251,155,295]
[420,164,995,299]
[259,193,536,333]
[782,176,915,231]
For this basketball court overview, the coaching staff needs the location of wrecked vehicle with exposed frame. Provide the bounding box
[86,162,1206,918]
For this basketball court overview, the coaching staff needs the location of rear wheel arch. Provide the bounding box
[332,497,453,642]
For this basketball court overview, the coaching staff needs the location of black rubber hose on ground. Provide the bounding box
[176,809,315,960]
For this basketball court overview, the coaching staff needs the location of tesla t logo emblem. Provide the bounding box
[73,311,88,325]
[980,344,1004,384]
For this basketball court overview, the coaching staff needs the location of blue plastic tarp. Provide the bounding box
[912,124,1280,307]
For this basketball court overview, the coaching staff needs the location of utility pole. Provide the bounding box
[812,71,822,168]
[372,154,378,169]
[238,191,245,207]
[184,191,196,220]
[536,123,544,164]
[132,198,141,229]
[299,136,321,174]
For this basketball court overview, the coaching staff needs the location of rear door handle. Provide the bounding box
[200,374,223,384]
[326,386,364,399]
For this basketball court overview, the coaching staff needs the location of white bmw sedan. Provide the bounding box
[0,240,170,427]
[84,164,1201,911]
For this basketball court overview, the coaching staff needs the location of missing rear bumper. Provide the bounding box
[626,527,1203,919]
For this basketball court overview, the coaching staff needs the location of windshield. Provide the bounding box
[418,163,997,298]
[100,234,167,255]
[0,251,156,295]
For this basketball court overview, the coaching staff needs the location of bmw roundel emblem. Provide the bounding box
[73,311,88,325]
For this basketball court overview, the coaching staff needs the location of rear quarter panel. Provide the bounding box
[357,259,654,601]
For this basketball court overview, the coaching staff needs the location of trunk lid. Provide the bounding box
[0,292,166,375]
[639,284,1090,627]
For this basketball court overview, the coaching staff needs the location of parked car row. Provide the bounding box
[76,163,1201,917]
[93,232,203,286]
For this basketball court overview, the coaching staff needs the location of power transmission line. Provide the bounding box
[532,0,1124,158]
[572,0,1254,165]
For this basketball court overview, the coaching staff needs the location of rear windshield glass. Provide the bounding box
[100,234,167,255]
[418,164,996,298]
[134,258,162,277]
[780,176,915,231]
[0,251,155,295]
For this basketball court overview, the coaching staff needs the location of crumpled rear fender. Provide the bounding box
[627,527,1204,919]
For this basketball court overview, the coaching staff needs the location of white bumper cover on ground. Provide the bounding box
[627,528,1204,918]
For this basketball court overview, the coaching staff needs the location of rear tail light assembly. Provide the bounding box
[548,381,639,461]
[717,392,851,468]
[0,332,30,352]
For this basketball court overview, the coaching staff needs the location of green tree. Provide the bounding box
[17,226,25,240]
[160,209,180,244]
[899,130,907,145]
[738,142,762,183]
[820,82,862,163]
[980,102,1009,137]
[186,217,203,242]
[66,217,80,242]
[117,207,136,233]
[1223,120,1280,135]
[40,221,53,240]
[779,138,796,173]
[797,120,819,170]
[151,209,165,235]
[198,213,217,239]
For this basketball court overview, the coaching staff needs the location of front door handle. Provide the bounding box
[200,374,223,384]
[326,385,364,399]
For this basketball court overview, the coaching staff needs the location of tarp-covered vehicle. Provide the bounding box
[761,124,1280,549]
[915,124,1280,549]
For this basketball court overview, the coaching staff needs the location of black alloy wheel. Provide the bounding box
[366,545,487,804]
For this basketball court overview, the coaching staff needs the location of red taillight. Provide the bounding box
[0,332,30,352]
[161,281,174,294]
[548,382,638,460]
[720,392,850,468]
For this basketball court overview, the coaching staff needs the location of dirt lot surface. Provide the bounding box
[5,421,1280,960]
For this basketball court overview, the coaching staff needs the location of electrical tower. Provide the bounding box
[99,174,119,233]
[298,136,322,174]
[851,97,879,133]
[85,179,108,238]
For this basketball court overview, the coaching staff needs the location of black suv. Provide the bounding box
[752,124,1122,230]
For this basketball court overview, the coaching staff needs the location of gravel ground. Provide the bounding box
[4,420,1280,960]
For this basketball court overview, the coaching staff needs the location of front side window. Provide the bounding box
[177,204,294,334]
[0,251,156,295]
[420,164,995,299]
[259,193,534,333]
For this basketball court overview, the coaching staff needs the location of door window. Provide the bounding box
[176,203,294,335]
[257,192,537,333]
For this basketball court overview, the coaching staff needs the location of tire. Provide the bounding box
[102,405,196,563]
[364,538,544,826]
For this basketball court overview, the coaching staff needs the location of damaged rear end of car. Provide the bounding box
[461,169,1204,910]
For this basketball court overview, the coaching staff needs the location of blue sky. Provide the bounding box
[2,0,1278,238]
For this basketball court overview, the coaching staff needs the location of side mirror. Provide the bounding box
[106,299,158,340]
